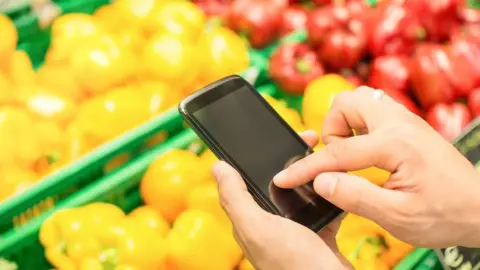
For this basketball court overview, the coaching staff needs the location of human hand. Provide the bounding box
[212,131,351,270]
[274,86,480,248]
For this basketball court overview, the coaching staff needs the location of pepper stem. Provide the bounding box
[296,58,311,74]
[415,27,427,40]
[350,235,389,259]
[98,248,119,270]
[206,17,224,29]
[46,151,61,165]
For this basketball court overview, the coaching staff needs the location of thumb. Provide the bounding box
[313,172,405,223]
[213,161,265,226]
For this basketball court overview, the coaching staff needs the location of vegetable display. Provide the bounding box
[2,0,480,269]
[0,0,250,203]
[264,0,480,141]
[36,94,411,270]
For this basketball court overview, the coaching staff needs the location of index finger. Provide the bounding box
[273,134,399,188]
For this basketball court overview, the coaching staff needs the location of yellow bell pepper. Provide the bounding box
[263,94,305,132]
[337,214,413,269]
[166,209,243,270]
[349,167,391,186]
[239,258,255,270]
[187,181,232,228]
[140,149,211,222]
[39,203,167,270]
[381,234,414,268]
[198,26,250,85]
[302,74,355,135]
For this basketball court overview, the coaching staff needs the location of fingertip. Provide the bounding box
[212,161,225,182]
[272,170,289,187]
[299,129,318,138]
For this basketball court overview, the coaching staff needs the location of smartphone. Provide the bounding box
[179,75,343,232]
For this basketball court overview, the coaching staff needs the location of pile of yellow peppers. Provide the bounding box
[0,0,250,203]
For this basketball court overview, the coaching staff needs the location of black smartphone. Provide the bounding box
[178,75,343,232]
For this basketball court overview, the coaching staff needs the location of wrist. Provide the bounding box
[457,173,480,247]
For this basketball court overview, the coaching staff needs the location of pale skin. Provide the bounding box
[212,86,480,269]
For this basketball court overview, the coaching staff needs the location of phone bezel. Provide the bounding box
[178,75,343,231]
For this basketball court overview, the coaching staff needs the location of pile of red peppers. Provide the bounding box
[193,0,480,141]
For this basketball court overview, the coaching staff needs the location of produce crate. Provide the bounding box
[8,0,269,77]
[0,0,269,235]
[0,84,279,269]
[0,84,438,270]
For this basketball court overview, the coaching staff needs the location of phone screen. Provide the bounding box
[191,84,341,227]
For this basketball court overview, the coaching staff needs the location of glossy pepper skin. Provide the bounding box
[404,0,458,42]
[193,0,231,20]
[425,103,472,142]
[468,88,480,117]
[227,0,287,49]
[410,43,475,108]
[166,209,242,270]
[302,74,356,135]
[269,43,325,95]
[306,1,367,70]
[364,0,424,57]
[39,203,168,270]
[367,55,411,94]
[280,5,309,36]
[450,30,480,88]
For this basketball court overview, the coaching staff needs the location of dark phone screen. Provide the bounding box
[192,86,338,222]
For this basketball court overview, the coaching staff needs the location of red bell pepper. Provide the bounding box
[280,5,309,36]
[425,103,472,142]
[364,0,425,57]
[468,88,480,117]
[385,88,421,116]
[268,43,325,95]
[340,69,363,87]
[367,55,411,94]
[306,3,367,70]
[410,43,475,108]
[404,0,459,42]
[227,0,287,49]
[311,0,332,5]
[450,31,480,88]
[193,0,231,19]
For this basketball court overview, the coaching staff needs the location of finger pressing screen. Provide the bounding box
[273,135,398,188]
[212,161,265,226]
[298,130,319,148]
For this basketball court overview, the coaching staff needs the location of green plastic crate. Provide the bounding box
[0,84,280,269]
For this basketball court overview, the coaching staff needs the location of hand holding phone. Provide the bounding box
[179,75,342,232]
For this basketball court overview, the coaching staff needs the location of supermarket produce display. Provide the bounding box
[0,0,480,269]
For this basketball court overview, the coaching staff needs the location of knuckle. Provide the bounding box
[330,91,352,111]
[355,86,375,93]
[325,140,346,163]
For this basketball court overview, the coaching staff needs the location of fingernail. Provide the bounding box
[212,161,224,183]
[273,170,287,184]
[314,173,338,198]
